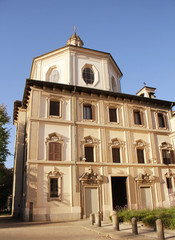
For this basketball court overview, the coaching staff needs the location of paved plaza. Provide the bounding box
[0,216,107,240]
[1,216,175,240]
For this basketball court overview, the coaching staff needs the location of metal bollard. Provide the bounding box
[29,202,33,222]
[131,217,138,235]
[90,213,95,225]
[112,212,119,231]
[95,211,101,227]
[156,219,165,240]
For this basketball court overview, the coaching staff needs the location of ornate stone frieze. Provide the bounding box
[135,173,155,184]
[79,167,103,185]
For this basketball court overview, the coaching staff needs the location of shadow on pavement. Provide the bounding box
[0,215,77,229]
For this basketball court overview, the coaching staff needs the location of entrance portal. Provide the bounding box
[85,188,98,217]
[111,177,127,210]
[140,187,152,209]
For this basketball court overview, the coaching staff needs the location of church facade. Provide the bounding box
[13,32,175,221]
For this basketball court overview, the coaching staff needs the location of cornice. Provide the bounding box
[13,79,175,123]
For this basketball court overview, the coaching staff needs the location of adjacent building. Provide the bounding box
[13,32,175,221]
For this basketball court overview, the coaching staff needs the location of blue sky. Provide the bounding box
[0,0,175,168]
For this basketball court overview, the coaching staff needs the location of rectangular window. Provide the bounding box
[137,149,144,163]
[158,113,166,128]
[49,142,61,161]
[83,104,93,120]
[166,178,172,194]
[85,146,94,162]
[109,108,117,122]
[112,148,120,163]
[50,101,60,116]
[50,178,58,198]
[162,150,174,164]
[134,111,143,125]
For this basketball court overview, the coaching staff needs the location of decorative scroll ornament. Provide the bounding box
[79,167,103,184]
[48,167,61,178]
[46,132,63,143]
[135,139,146,147]
[160,142,172,149]
[165,169,174,178]
[135,173,155,183]
[81,135,99,145]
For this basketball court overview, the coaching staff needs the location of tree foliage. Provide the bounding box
[0,165,13,211]
[0,104,11,163]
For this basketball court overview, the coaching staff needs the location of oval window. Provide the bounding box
[83,68,94,84]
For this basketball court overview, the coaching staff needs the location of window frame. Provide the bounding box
[133,110,143,126]
[134,140,147,164]
[81,64,99,86]
[162,149,174,164]
[137,148,145,164]
[109,138,124,163]
[160,142,175,165]
[109,108,118,123]
[157,112,167,129]
[47,167,62,201]
[84,145,94,162]
[49,142,62,161]
[50,100,60,116]
[82,67,94,84]
[166,177,173,194]
[112,147,120,163]
[83,104,93,120]
[81,136,99,163]
[82,102,96,122]
[46,66,60,83]
[48,98,62,119]
[46,133,64,161]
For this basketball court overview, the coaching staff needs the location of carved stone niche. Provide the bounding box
[79,167,103,185]
[135,173,155,184]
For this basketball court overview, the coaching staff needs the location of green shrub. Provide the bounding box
[142,214,157,228]
[109,207,175,229]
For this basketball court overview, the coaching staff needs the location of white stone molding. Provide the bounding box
[79,167,103,185]
[47,96,63,119]
[46,65,61,83]
[80,135,100,162]
[81,63,99,87]
[134,139,149,164]
[79,167,103,218]
[47,167,62,201]
[160,142,173,150]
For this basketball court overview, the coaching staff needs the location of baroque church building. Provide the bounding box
[13,32,175,221]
